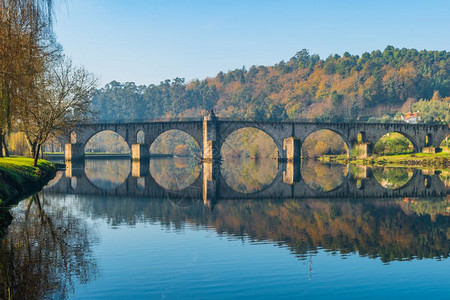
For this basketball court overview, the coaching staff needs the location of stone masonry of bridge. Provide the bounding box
[61,113,449,162]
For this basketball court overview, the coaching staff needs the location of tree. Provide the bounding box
[88,46,450,123]
[412,98,450,124]
[16,57,97,166]
[0,0,59,157]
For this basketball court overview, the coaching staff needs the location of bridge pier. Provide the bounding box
[203,112,221,162]
[203,161,220,208]
[65,143,85,161]
[65,160,85,178]
[283,161,301,184]
[132,160,149,177]
[350,165,372,190]
[283,137,301,161]
[131,144,150,160]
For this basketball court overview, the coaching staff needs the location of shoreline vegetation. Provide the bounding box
[320,152,450,169]
[0,158,57,237]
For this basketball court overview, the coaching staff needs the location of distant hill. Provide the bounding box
[91,46,450,123]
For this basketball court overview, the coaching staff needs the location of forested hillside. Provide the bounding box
[91,46,450,123]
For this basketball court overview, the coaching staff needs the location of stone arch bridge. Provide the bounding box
[61,115,449,161]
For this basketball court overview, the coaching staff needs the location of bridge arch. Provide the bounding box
[218,161,285,198]
[300,160,350,193]
[373,132,416,155]
[149,129,201,157]
[301,129,350,158]
[84,130,131,154]
[149,157,201,191]
[300,123,351,144]
[218,124,284,160]
[372,167,417,190]
[221,159,278,194]
[220,127,278,159]
[85,159,131,190]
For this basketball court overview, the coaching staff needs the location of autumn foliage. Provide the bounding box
[91,46,450,123]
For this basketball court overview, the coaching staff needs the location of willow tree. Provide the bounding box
[16,57,97,166]
[0,0,57,157]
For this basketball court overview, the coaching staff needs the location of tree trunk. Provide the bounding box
[24,134,36,158]
[0,133,3,157]
[29,142,37,159]
[33,143,41,167]
[2,134,9,157]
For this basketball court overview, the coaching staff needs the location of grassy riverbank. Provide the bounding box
[321,153,450,169]
[0,158,57,237]
[0,157,57,205]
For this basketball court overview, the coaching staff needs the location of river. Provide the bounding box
[0,158,449,299]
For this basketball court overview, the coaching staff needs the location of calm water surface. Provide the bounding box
[0,158,449,299]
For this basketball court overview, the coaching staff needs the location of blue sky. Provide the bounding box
[54,0,450,86]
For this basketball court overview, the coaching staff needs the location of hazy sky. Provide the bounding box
[54,0,450,86]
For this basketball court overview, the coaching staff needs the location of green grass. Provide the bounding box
[0,157,56,206]
[324,152,450,170]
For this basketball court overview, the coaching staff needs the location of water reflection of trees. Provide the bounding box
[212,199,449,263]
[221,158,278,193]
[71,195,449,263]
[373,167,414,189]
[0,194,97,299]
[150,158,200,191]
[301,160,348,192]
[85,159,131,189]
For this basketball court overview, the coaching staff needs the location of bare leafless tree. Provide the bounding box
[16,57,98,166]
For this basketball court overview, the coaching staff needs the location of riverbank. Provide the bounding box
[0,157,57,237]
[320,153,450,169]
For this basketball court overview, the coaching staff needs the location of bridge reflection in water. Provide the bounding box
[42,158,450,264]
[45,158,448,208]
